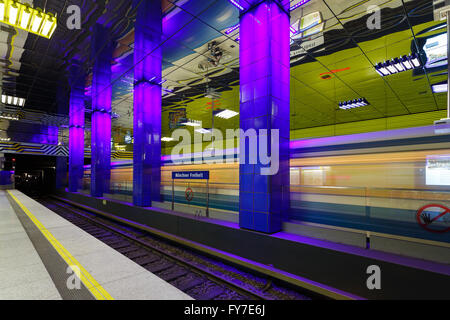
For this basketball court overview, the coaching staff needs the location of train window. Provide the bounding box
[426,155,450,186]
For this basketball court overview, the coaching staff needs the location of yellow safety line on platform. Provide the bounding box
[7,190,114,300]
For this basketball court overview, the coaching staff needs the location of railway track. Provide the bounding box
[40,197,316,300]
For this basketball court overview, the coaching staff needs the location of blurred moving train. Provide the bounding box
[84,124,450,243]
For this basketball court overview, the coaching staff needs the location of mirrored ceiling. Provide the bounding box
[0,0,445,145]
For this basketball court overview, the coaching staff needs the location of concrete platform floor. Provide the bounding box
[0,189,193,300]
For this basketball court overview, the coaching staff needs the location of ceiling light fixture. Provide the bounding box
[0,0,57,39]
[1,94,25,107]
[431,81,447,93]
[290,22,298,35]
[20,4,31,29]
[214,109,239,119]
[290,0,312,11]
[8,1,18,24]
[41,13,56,37]
[181,119,202,127]
[228,0,244,11]
[161,137,174,142]
[374,53,422,76]
[195,128,211,134]
[0,2,4,21]
[339,98,369,110]
[225,23,239,35]
[0,113,19,120]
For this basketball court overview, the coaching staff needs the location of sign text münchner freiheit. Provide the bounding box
[172,171,210,180]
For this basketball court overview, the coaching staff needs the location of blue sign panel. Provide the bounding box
[172,171,210,180]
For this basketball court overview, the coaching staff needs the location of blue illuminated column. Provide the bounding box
[91,24,115,197]
[68,63,85,192]
[56,85,68,190]
[55,157,68,190]
[239,1,291,233]
[132,0,162,206]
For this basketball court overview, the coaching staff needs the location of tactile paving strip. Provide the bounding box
[6,193,95,300]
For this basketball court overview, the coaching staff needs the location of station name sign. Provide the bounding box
[172,171,210,180]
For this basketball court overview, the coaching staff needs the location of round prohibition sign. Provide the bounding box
[416,204,450,234]
[185,187,194,202]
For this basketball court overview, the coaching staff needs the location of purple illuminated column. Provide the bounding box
[68,63,85,192]
[132,0,162,206]
[56,85,69,190]
[239,1,290,233]
[91,24,115,197]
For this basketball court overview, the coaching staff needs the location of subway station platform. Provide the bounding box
[57,190,450,300]
[0,190,192,300]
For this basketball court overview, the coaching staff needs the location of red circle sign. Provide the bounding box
[185,187,194,202]
[416,204,450,234]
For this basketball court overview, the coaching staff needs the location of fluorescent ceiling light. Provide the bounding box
[411,56,421,68]
[215,109,239,119]
[195,128,211,134]
[375,64,390,76]
[0,114,19,120]
[8,2,18,24]
[339,98,369,110]
[225,23,239,35]
[182,119,201,127]
[401,56,413,70]
[41,14,56,37]
[290,25,297,35]
[393,59,404,72]
[0,2,4,21]
[228,0,244,11]
[386,63,397,74]
[0,1,56,38]
[31,12,43,33]
[161,137,174,142]
[1,94,26,106]
[290,0,312,11]
[432,82,447,93]
[374,53,422,77]
[20,6,31,29]
[427,24,446,33]
[291,20,299,33]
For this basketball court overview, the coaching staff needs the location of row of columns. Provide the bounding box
[66,0,290,234]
